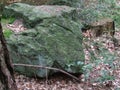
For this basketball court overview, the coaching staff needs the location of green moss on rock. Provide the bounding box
[6,3,85,77]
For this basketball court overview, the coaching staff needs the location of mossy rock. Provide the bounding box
[6,3,85,77]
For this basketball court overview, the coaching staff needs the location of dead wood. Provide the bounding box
[13,63,81,82]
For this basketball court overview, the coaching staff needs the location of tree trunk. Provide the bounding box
[0,18,17,90]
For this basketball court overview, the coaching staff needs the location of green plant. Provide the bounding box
[3,29,13,38]
[1,17,15,38]
[94,0,120,28]
[1,17,15,24]
[83,46,116,83]
[82,32,117,83]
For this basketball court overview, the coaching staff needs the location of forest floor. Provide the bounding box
[1,0,120,90]
[4,19,120,90]
[14,33,120,90]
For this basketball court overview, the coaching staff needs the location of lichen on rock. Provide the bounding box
[6,3,85,77]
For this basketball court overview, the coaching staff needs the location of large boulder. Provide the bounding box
[8,0,82,7]
[3,3,78,27]
[20,0,50,5]
[45,0,82,7]
[6,3,85,77]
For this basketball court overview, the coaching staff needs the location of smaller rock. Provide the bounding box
[90,18,115,37]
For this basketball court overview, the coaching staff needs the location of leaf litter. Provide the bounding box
[6,19,120,90]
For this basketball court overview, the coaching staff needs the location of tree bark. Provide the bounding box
[0,18,17,90]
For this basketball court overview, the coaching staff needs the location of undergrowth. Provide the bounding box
[77,0,120,28]
[1,17,15,38]
[78,0,120,84]
[83,47,116,83]
[3,29,13,38]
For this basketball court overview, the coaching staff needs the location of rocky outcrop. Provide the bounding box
[7,0,82,7]
[4,3,79,27]
[46,0,82,7]
[5,3,84,77]
[91,18,115,37]
[82,18,115,37]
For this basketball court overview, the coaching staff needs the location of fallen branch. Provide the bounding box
[13,63,80,82]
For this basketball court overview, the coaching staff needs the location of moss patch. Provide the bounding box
[1,17,15,38]
[3,29,13,38]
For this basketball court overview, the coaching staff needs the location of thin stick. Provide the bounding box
[13,63,80,82]
[45,68,48,90]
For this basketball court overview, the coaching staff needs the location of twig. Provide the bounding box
[13,63,80,82]
[45,68,48,90]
